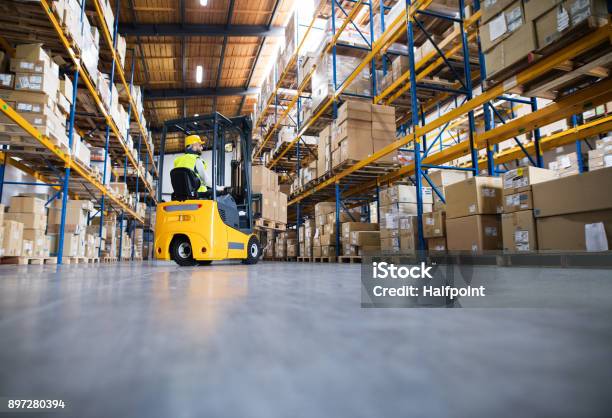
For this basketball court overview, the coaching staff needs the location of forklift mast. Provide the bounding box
[157,112,255,232]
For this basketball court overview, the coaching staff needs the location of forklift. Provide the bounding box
[154,112,261,266]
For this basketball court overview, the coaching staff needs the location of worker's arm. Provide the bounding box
[194,158,211,187]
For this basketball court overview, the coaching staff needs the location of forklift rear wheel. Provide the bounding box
[242,236,260,265]
[171,236,197,266]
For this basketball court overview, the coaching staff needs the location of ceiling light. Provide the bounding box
[194,113,199,117]
[200,0,208,6]
[196,65,203,84]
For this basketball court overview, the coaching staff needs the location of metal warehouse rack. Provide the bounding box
[254,0,612,253]
[0,0,159,263]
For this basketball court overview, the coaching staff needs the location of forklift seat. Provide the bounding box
[170,167,201,201]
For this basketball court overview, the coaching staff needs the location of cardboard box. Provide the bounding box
[5,212,47,230]
[381,185,433,205]
[350,231,380,246]
[523,0,562,21]
[23,229,47,256]
[21,240,33,257]
[427,237,447,253]
[0,73,14,89]
[480,0,525,52]
[536,0,609,49]
[322,246,336,257]
[485,22,537,77]
[391,55,409,81]
[380,237,400,253]
[339,137,372,162]
[9,196,46,214]
[534,4,565,49]
[502,166,557,195]
[532,167,612,217]
[320,234,337,246]
[59,233,79,257]
[423,211,445,238]
[277,192,287,224]
[536,209,612,251]
[503,190,534,213]
[445,177,503,219]
[446,215,502,252]
[2,220,24,256]
[341,222,378,239]
[251,165,277,193]
[481,0,520,23]
[400,234,417,253]
[336,100,371,124]
[334,118,372,145]
[427,170,469,188]
[371,103,395,120]
[47,199,90,234]
[502,210,537,251]
[315,201,336,218]
[312,246,322,257]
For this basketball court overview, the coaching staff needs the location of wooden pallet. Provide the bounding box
[101,257,118,263]
[62,257,100,264]
[254,218,287,231]
[0,256,57,265]
[297,256,312,262]
[313,256,337,263]
[338,256,362,264]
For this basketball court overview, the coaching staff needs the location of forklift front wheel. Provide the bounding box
[242,236,260,265]
[171,235,197,267]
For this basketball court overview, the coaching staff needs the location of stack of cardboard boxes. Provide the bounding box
[298,219,315,257]
[286,230,299,257]
[133,228,143,259]
[342,222,380,256]
[311,53,371,112]
[99,216,118,258]
[6,196,51,258]
[120,231,132,258]
[501,167,557,252]
[0,44,69,149]
[588,136,612,171]
[252,165,288,224]
[313,202,336,258]
[423,170,469,252]
[329,101,398,169]
[276,230,297,257]
[263,230,276,259]
[445,177,504,252]
[1,212,24,257]
[379,185,432,253]
[544,143,588,177]
[482,0,608,78]
[533,166,612,251]
[48,199,94,258]
[55,0,100,80]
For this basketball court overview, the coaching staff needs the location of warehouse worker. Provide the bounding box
[174,134,211,193]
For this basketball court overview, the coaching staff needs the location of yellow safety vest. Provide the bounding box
[174,153,208,192]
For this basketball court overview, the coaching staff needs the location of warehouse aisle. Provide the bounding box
[0,262,611,418]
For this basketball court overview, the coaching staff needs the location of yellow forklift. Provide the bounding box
[154,113,260,266]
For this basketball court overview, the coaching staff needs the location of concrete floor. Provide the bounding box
[0,261,611,418]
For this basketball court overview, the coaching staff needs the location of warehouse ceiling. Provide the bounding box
[117,0,295,139]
